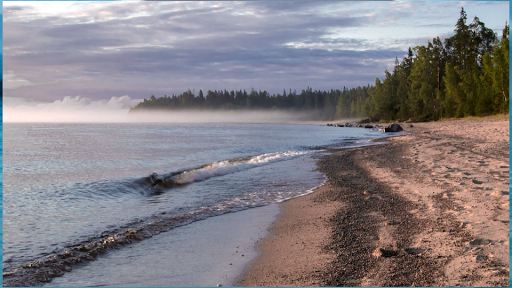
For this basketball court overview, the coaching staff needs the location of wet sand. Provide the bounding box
[236,117,509,287]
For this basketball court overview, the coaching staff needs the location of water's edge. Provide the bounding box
[3,127,389,287]
[46,204,282,287]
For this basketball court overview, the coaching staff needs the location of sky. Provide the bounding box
[2,1,510,121]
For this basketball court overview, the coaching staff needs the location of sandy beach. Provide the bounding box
[236,117,509,287]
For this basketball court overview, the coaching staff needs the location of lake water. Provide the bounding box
[3,122,386,286]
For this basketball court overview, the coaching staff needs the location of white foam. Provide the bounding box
[172,151,310,185]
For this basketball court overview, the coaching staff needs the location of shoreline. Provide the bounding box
[236,118,509,287]
[45,204,281,287]
[233,176,343,286]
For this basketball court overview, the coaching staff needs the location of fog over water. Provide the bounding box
[4,95,326,123]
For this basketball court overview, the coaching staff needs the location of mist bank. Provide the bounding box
[3,94,346,123]
[4,105,327,124]
[4,95,141,123]
[127,109,329,124]
[129,86,368,122]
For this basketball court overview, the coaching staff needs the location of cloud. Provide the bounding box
[4,95,144,123]
[3,1,509,104]
[3,71,37,89]
[3,5,27,14]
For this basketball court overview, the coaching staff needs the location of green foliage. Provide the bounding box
[368,8,507,121]
[491,25,509,113]
[443,63,461,118]
[131,86,372,121]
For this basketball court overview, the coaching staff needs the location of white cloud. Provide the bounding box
[3,71,36,89]
[4,95,144,122]
[3,1,509,105]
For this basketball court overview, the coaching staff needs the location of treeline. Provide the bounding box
[130,86,372,121]
[360,8,509,121]
[131,8,508,121]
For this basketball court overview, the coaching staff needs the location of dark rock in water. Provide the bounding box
[408,124,414,128]
[336,124,345,127]
[327,123,333,126]
[364,124,373,129]
[384,123,403,132]
[344,123,353,127]
[149,173,164,186]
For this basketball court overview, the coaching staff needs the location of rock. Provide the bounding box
[476,254,488,262]
[149,173,163,186]
[364,124,373,129]
[372,248,400,258]
[408,124,413,128]
[379,248,400,257]
[469,238,492,247]
[344,123,353,127]
[404,248,425,255]
[384,123,403,132]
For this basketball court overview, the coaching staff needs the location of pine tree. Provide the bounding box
[443,63,462,118]
[491,24,509,113]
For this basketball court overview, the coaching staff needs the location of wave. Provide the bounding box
[141,150,311,194]
[53,150,312,200]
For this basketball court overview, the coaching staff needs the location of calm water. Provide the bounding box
[3,122,386,285]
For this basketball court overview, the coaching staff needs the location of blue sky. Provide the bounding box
[3,1,510,106]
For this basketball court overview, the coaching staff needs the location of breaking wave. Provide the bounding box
[141,150,311,194]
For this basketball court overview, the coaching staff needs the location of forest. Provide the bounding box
[130,8,509,121]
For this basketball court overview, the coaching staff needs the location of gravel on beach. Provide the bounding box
[236,118,509,287]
